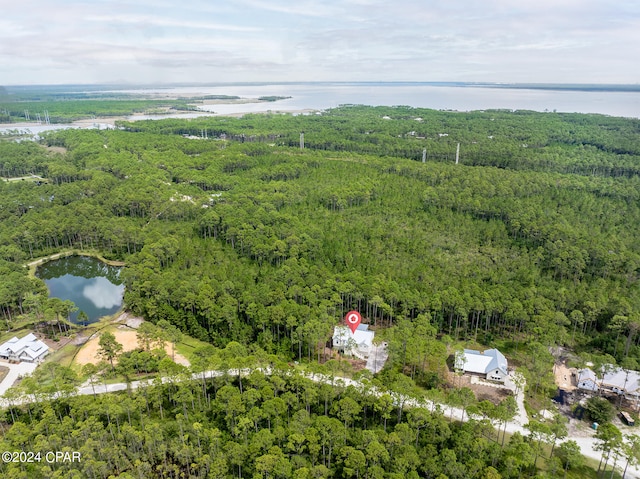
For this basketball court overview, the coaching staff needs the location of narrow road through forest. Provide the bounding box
[1,367,637,478]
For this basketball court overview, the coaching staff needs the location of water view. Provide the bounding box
[120,82,640,118]
[2,83,639,137]
[37,255,124,323]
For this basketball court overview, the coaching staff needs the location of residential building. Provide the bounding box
[0,333,49,363]
[577,367,640,399]
[455,348,509,383]
[332,324,374,360]
[577,368,599,392]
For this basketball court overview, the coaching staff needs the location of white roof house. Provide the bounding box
[578,367,640,398]
[333,324,375,360]
[455,348,508,383]
[0,333,49,363]
[577,368,599,392]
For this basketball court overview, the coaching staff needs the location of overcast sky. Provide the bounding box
[2,0,639,85]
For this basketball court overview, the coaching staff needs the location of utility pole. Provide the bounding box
[300,132,304,150]
[455,143,460,164]
[422,148,426,163]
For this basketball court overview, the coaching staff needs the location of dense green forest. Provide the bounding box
[1,104,640,477]
[0,106,639,363]
[0,363,590,479]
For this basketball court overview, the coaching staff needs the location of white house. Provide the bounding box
[0,333,49,363]
[333,324,375,360]
[577,368,599,392]
[577,367,640,399]
[455,348,509,383]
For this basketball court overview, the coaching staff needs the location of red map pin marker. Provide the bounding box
[345,310,362,334]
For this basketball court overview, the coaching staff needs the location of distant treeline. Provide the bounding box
[258,96,292,101]
[0,99,195,123]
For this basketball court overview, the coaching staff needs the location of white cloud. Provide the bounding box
[1,0,639,84]
[83,278,124,309]
[85,14,260,32]
[234,0,341,18]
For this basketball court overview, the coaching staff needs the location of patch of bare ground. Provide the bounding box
[114,311,143,328]
[75,319,190,367]
[565,416,597,437]
[71,334,89,346]
[342,357,367,372]
[553,358,577,391]
[449,373,511,404]
[321,348,367,372]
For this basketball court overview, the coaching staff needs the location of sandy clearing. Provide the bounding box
[554,360,577,391]
[114,310,143,328]
[75,327,190,367]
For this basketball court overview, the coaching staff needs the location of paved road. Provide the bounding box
[2,366,638,478]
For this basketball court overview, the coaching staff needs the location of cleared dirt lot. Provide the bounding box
[74,326,189,367]
[553,360,576,391]
[453,373,512,403]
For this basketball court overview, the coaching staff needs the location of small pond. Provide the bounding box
[37,255,124,323]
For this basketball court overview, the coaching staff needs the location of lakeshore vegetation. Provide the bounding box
[0,105,639,477]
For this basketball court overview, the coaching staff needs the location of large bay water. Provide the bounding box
[1,83,638,136]
[194,83,640,118]
[37,256,124,323]
[114,82,640,118]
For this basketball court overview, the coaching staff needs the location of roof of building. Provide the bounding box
[333,325,375,350]
[456,348,508,375]
[603,368,640,393]
[0,333,49,359]
[578,366,640,395]
[578,368,597,383]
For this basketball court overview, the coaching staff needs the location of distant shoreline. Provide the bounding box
[0,108,317,130]
[2,83,638,123]
[5,81,640,94]
[474,83,640,93]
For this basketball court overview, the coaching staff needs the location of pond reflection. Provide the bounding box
[37,256,124,323]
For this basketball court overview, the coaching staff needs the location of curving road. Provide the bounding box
[1,366,638,478]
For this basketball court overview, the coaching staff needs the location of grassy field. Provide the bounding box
[45,343,78,368]
[174,334,214,361]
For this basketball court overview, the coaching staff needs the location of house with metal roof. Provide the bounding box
[0,333,49,363]
[455,348,509,383]
[577,367,640,399]
[577,368,599,392]
[332,324,375,360]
